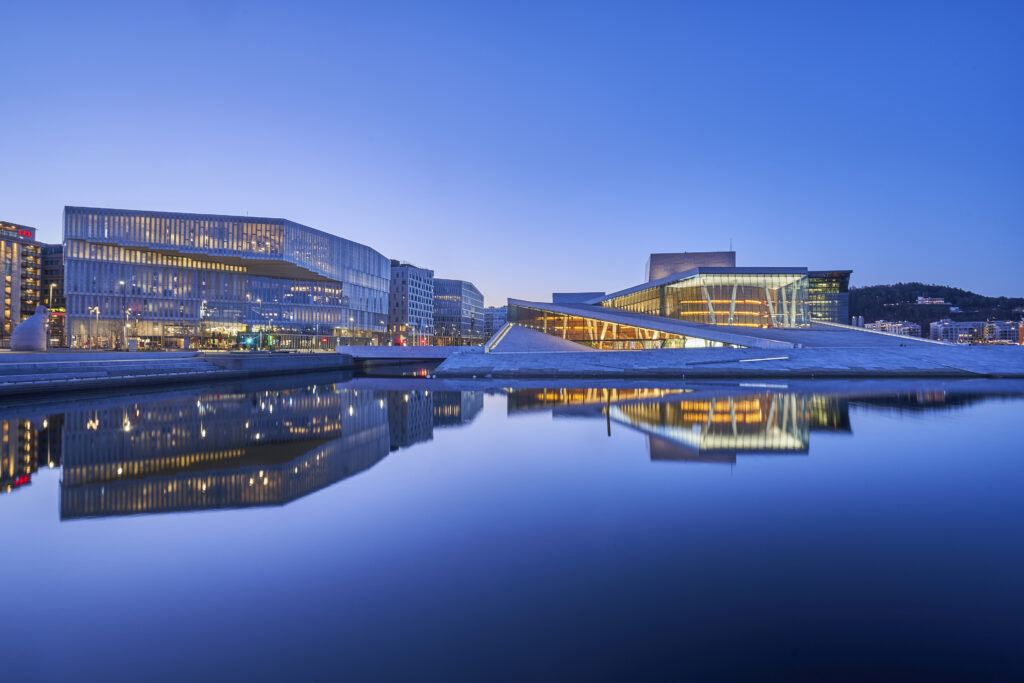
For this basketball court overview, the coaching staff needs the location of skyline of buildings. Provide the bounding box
[4,209,1023,349]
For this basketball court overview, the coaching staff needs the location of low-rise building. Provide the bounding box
[387,261,434,345]
[984,321,1021,344]
[929,319,986,343]
[864,320,921,336]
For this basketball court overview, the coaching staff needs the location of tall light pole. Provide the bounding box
[200,300,207,349]
[257,298,263,349]
[48,282,56,307]
[88,305,100,348]
[118,280,127,350]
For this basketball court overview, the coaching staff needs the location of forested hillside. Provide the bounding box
[850,283,1024,330]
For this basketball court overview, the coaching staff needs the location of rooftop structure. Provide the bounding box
[646,251,736,281]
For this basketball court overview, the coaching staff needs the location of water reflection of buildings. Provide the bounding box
[507,388,851,464]
[60,385,391,519]
[386,389,485,451]
[1,415,63,494]
[432,391,484,428]
[1,383,486,517]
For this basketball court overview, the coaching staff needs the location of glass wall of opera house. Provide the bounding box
[63,206,390,349]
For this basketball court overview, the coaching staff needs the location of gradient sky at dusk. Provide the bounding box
[2,1,1021,303]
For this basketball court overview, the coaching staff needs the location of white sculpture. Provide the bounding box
[11,304,49,351]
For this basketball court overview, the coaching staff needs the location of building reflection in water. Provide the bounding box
[1,414,63,494]
[1,381,485,519]
[508,387,852,463]
[1,385,1003,513]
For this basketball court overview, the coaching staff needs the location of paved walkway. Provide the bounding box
[434,345,1024,378]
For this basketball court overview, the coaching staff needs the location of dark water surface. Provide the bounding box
[2,375,1024,681]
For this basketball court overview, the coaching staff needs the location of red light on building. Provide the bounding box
[18,229,34,239]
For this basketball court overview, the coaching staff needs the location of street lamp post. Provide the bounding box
[88,305,100,348]
[257,298,263,349]
[48,282,56,307]
[118,280,127,350]
[200,300,207,349]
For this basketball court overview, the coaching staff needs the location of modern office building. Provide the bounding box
[62,206,390,349]
[929,319,986,343]
[1,220,43,346]
[41,244,65,346]
[433,278,485,345]
[483,305,508,338]
[865,320,921,336]
[807,270,852,324]
[646,251,736,282]
[387,261,434,345]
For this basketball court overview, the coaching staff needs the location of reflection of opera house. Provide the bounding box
[508,388,850,463]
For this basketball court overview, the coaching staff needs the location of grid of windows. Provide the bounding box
[63,207,390,349]
[388,262,435,344]
[433,279,485,344]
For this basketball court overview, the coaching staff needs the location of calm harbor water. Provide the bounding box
[2,375,1024,681]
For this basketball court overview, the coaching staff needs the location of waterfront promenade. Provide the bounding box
[0,350,348,397]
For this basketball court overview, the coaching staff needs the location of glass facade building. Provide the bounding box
[807,270,852,324]
[433,278,485,345]
[62,206,390,349]
[600,267,811,328]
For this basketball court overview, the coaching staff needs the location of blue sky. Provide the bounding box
[2,0,1021,302]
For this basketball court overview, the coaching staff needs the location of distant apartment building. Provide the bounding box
[483,305,508,338]
[916,297,947,305]
[62,206,390,350]
[865,320,921,336]
[807,270,852,324]
[1,220,42,345]
[387,261,434,345]
[983,321,1021,344]
[929,319,986,343]
[433,278,485,344]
